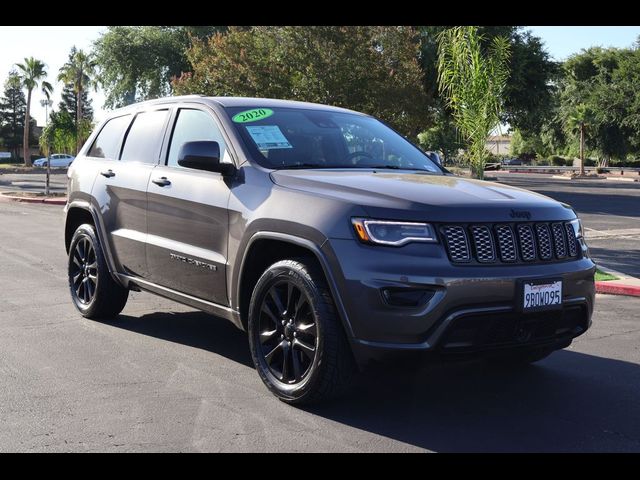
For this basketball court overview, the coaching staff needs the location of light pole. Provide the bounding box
[40,98,53,125]
[40,98,53,196]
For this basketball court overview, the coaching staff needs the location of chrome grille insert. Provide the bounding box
[495,225,517,262]
[517,224,536,261]
[442,226,470,262]
[470,225,496,262]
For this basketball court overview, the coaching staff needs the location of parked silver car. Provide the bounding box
[33,153,75,168]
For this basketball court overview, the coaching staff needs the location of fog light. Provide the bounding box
[381,287,435,307]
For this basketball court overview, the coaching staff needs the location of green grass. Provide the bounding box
[595,269,619,282]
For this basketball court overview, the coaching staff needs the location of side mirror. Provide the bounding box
[177,141,235,175]
[427,151,442,165]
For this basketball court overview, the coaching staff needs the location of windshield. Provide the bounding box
[225,106,442,173]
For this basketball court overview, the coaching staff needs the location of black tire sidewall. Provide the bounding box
[248,261,327,403]
[68,223,122,318]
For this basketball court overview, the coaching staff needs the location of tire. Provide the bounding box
[68,223,128,319]
[248,258,355,405]
[486,347,555,366]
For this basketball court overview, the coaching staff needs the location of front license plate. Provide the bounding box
[522,279,562,311]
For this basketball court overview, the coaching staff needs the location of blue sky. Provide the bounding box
[528,26,640,60]
[1,26,640,127]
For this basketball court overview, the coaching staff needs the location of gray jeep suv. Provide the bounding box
[64,96,595,404]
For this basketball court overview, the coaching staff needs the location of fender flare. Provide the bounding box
[235,231,355,338]
[65,200,123,286]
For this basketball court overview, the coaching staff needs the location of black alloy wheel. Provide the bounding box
[70,236,98,305]
[258,280,318,384]
[248,259,355,405]
[68,223,129,319]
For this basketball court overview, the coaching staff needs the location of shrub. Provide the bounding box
[550,155,565,166]
[584,158,596,167]
[536,158,549,166]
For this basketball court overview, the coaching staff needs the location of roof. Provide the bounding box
[107,95,364,117]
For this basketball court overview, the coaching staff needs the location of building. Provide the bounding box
[485,135,512,156]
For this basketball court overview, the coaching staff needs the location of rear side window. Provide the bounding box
[120,109,169,164]
[87,115,131,159]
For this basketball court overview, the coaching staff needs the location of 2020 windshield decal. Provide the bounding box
[232,108,274,123]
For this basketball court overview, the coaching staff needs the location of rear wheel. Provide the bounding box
[248,259,355,405]
[68,223,128,319]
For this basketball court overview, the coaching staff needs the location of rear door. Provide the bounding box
[90,107,171,278]
[145,105,234,305]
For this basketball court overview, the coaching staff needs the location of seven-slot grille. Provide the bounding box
[441,222,580,264]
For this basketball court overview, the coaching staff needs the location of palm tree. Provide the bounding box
[436,27,510,179]
[58,47,96,154]
[15,57,53,167]
[566,104,593,176]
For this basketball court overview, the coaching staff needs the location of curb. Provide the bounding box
[0,193,67,205]
[595,281,640,297]
[606,176,639,183]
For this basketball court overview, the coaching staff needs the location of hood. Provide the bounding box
[270,170,575,223]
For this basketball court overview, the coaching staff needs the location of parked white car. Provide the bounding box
[33,154,75,168]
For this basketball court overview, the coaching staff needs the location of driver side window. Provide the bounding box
[167,109,230,168]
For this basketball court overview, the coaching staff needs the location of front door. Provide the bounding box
[145,106,233,305]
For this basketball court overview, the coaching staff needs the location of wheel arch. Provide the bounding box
[64,200,121,284]
[235,232,354,338]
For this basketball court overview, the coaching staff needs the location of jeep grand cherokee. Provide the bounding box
[64,96,595,404]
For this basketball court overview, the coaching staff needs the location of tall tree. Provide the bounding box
[173,26,432,137]
[59,82,93,124]
[58,47,96,154]
[0,70,27,160]
[437,26,510,179]
[565,104,593,175]
[93,26,225,108]
[418,26,558,137]
[15,57,52,166]
[558,47,639,166]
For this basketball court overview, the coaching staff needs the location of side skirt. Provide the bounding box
[117,274,245,330]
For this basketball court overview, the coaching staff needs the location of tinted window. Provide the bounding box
[87,115,131,159]
[226,107,441,173]
[167,109,231,168]
[120,109,169,164]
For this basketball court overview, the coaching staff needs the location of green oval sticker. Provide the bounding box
[232,108,274,123]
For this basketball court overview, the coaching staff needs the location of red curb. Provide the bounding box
[595,281,640,297]
[43,198,67,205]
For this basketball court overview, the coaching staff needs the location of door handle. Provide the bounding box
[100,169,115,178]
[152,177,171,187]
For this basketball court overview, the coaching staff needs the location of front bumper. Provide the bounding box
[322,239,595,365]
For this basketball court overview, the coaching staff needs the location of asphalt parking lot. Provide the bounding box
[1,198,639,452]
[492,173,640,277]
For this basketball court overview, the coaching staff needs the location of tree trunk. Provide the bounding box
[45,153,50,196]
[76,87,83,155]
[579,124,585,176]
[23,88,32,167]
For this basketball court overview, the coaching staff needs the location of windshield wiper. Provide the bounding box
[277,163,353,170]
[360,165,435,173]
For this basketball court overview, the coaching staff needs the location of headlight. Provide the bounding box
[352,218,437,246]
[569,218,583,239]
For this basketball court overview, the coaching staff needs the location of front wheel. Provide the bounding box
[68,223,128,319]
[248,259,355,405]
